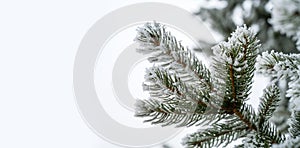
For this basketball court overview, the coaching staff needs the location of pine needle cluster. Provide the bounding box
[134,22,300,147]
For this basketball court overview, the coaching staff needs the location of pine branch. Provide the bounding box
[183,121,248,148]
[272,136,300,148]
[259,120,285,144]
[135,99,200,127]
[135,22,212,91]
[135,99,221,127]
[184,102,278,147]
[211,25,260,113]
[135,67,219,127]
[241,130,282,148]
[289,111,300,138]
[257,50,300,114]
[233,103,257,131]
[145,24,284,143]
[258,84,281,126]
[143,67,210,107]
[240,103,284,144]
[257,50,300,79]
[134,22,289,147]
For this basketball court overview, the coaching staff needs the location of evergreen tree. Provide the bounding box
[134,22,300,147]
[195,0,300,134]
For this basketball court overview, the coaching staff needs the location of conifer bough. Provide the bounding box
[134,22,300,147]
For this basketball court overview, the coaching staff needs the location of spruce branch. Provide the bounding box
[272,136,300,148]
[273,110,300,147]
[135,22,212,91]
[238,103,284,145]
[134,22,289,147]
[211,25,260,113]
[183,122,248,148]
[289,111,300,138]
[257,50,300,79]
[135,67,219,127]
[143,67,209,107]
[135,98,222,127]
[234,103,257,131]
[257,50,300,115]
[135,99,207,127]
[196,0,300,137]
[258,84,281,125]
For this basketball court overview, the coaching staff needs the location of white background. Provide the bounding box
[0,0,269,147]
[0,0,204,148]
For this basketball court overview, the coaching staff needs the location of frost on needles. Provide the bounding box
[133,22,300,147]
